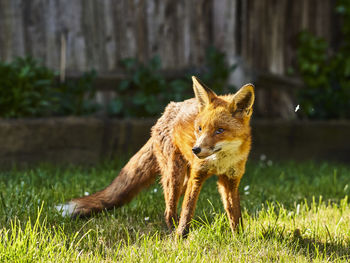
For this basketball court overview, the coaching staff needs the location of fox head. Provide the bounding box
[191,76,254,159]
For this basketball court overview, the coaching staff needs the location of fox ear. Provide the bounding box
[231,83,255,115]
[192,76,217,111]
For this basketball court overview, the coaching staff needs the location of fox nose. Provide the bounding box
[192,147,201,155]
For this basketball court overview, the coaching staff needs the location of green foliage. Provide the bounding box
[0,57,98,118]
[297,1,350,119]
[201,46,237,94]
[57,70,98,116]
[0,57,57,118]
[1,49,235,119]
[109,47,236,118]
[108,56,171,117]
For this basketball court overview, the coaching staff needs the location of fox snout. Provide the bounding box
[193,134,215,158]
[192,144,221,159]
[192,147,201,154]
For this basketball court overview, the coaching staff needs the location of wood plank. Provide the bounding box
[0,0,337,76]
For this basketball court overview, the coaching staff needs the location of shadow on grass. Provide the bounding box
[50,208,172,249]
[261,224,350,261]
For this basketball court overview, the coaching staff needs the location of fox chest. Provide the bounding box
[205,150,245,177]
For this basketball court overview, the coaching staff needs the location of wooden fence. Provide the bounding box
[0,0,337,75]
[0,0,339,118]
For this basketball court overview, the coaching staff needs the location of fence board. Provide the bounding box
[0,0,337,77]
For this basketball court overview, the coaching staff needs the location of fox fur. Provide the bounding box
[57,76,255,237]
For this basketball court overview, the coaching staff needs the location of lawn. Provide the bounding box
[0,159,349,262]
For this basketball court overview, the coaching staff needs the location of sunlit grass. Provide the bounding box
[0,160,349,262]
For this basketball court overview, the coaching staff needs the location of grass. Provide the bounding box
[0,159,349,262]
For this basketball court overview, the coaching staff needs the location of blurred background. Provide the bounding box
[0,0,349,166]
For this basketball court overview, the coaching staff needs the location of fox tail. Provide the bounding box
[56,139,159,217]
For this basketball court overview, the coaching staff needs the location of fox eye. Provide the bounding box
[198,126,202,132]
[215,128,224,134]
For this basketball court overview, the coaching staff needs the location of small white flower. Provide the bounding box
[144,217,150,221]
[267,160,273,166]
[84,191,89,196]
[244,191,250,195]
[305,228,312,235]
[153,188,158,193]
[295,104,300,112]
[244,185,250,191]
[260,154,266,161]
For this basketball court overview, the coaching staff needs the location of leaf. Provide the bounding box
[118,80,130,91]
[108,99,123,115]
[19,66,31,78]
[120,58,137,71]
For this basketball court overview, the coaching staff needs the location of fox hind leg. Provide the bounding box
[161,153,188,232]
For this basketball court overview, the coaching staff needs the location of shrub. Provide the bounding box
[201,46,237,94]
[109,47,236,118]
[0,57,97,118]
[108,56,171,118]
[0,57,57,118]
[296,0,350,119]
[56,70,98,116]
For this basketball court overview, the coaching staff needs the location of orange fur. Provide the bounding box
[62,76,255,237]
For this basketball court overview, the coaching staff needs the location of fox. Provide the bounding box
[56,76,255,237]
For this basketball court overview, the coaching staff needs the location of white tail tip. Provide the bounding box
[55,201,77,217]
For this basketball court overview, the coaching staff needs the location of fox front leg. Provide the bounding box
[217,175,243,234]
[176,172,208,238]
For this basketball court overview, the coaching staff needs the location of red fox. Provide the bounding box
[57,76,254,237]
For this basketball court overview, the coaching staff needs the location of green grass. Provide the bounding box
[0,160,349,262]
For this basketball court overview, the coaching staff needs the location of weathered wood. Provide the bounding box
[0,118,349,167]
[0,0,337,76]
[239,0,336,75]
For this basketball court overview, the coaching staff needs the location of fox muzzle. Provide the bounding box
[192,147,201,155]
